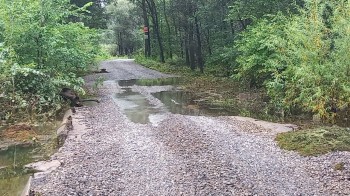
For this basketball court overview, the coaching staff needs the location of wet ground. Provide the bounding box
[113,88,165,124]
[32,59,350,195]
[113,77,256,124]
[0,145,33,196]
[113,77,296,126]
[0,121,60,196]
[114,76,349,128]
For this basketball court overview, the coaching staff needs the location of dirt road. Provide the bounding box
[32,59,350,195]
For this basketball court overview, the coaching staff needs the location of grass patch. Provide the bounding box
[276,126,350,156]
[135,55,199,76]
[334,162,345,171]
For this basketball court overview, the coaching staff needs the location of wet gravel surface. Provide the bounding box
[33,59,350,195]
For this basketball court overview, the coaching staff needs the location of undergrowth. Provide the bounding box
[276,127,350,156]
[138,55,350,157]
[135,55,197,76]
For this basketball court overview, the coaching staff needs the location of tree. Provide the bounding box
[0,0,100,121]
[236,0,350,120]
[106,0,142,56]
[70,0,109,29]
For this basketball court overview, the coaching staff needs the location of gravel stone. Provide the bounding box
[32,59,350,195]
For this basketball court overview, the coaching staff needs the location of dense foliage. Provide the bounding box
[70,0,109,29]
[0,0,101,121]
[102,0,349,122]
[1,0,349,123]
[105,0,142,56]
[238,0,350,120]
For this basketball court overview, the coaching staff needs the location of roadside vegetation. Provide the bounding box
[0,0,109,124]
[0,0,349,157]
[0,0,110,191]
[129,0,350,156]
[276,127,350,156]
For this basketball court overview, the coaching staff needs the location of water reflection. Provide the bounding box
[0,122,59,196]
[114,78,349,127]
[117,77,182,87]
[118,79,137,87]
[136,77,182,86]
[0,146,36,196]
[0,175,29,196]
[113,90,165,124]
[0,146,36,169]
[152,91,237,116]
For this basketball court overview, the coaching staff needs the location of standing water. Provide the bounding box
[114,78,273,124]
[0,121,60,196]
[113,77,348,127]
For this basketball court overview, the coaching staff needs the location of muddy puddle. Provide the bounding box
[113,88,166,124]
[114,78,275,124]
[0,146,36,196]
[152,91,237,116]
[0,174,30,196]
[118,77,182,87]
[114,78,349,127]
[0,121,60,196]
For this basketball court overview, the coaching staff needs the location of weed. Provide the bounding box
[334,162,345,171]
[92,76,105,92]
[276,126,350,156]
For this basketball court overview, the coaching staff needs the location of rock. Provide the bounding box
[25,160,61,179]
[57,111,74,147]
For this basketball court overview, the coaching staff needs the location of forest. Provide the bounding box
[0,0,349,124]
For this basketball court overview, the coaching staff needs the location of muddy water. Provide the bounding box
[0,146,36,196]
[114,78,272,124]
[114,78,349,127]
[113,88,166,124]
[152,91,237,116]
[118,77,182,87]
[0,175,30,196]
[115,78,184,124]
[0,122,60,196]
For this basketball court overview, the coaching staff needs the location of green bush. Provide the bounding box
[235,14,287,87]
[268,0,350,120]
[0,0,100,121]
[234,0,350,121]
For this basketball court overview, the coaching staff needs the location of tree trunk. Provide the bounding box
[195,16,204,73]
[162,0,172,59]
[142,0,151,57]
[188,23,196,71]
[148,0,165,62]
[184,37,190,66]
[205,29,212,56]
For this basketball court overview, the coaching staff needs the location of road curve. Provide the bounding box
[32,59,350,195]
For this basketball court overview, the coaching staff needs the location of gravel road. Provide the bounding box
[32,59,350,195]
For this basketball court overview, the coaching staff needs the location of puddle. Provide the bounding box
[114,77,182,124]
[118,79,137,87]
[118,77,182,87]
[113,89,165,124]
[114,78,274,124]
[0,174,30,196]
[152,91,237,116]
[136,77,182,86]
[114,78,348,127]
[0,146,36,196]
[0,146,37,169]
[0,122,59,196]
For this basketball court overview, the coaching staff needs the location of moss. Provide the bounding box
[334,162,345,171]
[275,126,350,156]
